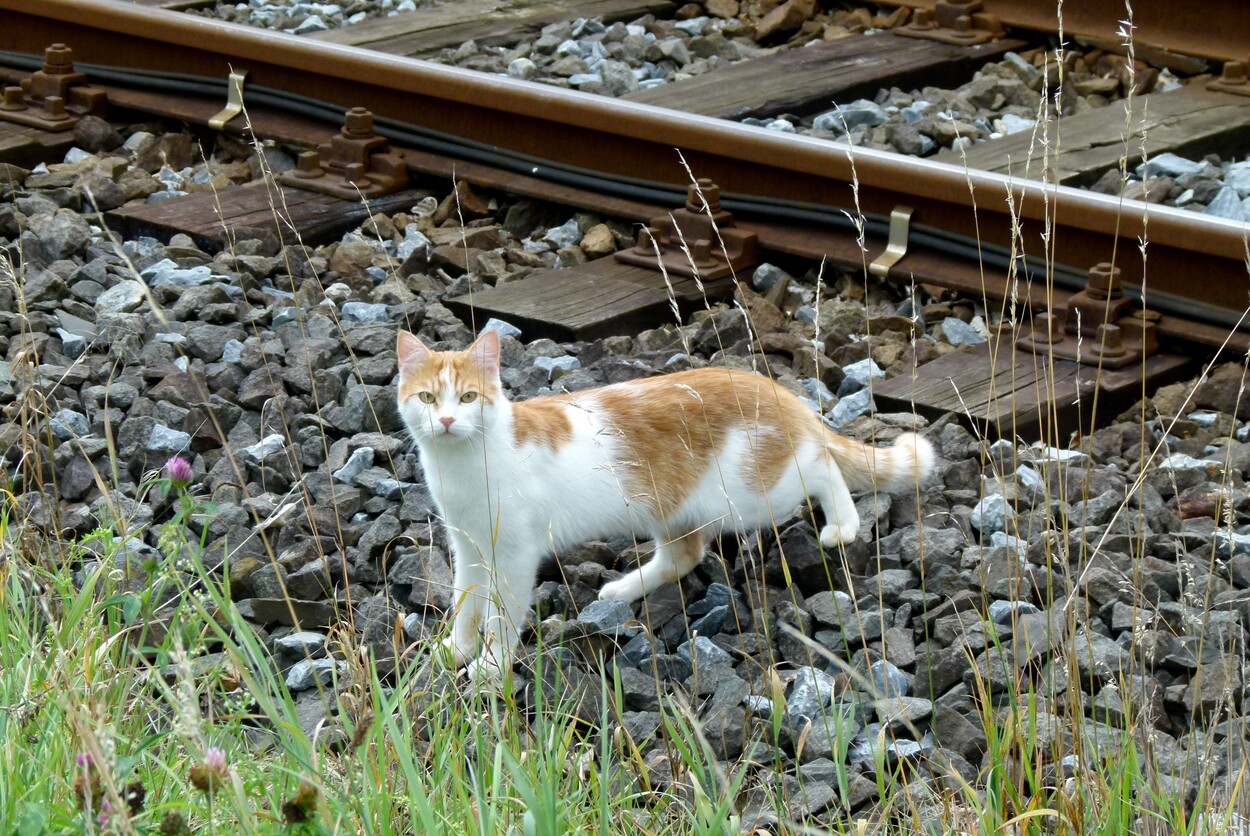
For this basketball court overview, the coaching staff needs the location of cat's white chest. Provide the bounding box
[417,444,497,516]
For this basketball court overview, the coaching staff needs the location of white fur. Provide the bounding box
[399,352,935,685]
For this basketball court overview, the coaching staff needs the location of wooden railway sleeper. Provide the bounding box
[896,0,1005,47]
[278,106,409,200]
[1015,262,1160,369]
[614,178,758,281]
[0,44,107,132]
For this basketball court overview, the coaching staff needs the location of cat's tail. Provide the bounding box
[824,430,936,493]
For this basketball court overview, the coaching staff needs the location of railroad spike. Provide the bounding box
[1092,324,1127,358]
[292,150,324,179]
[42,95,66,120]
[0,87,24,112]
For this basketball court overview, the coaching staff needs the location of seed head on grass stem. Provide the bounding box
[281,780,322,824]
[159,811,192,835]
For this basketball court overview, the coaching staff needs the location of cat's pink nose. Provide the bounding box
[439,416,455,429]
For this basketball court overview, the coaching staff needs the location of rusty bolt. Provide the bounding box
[691,238,712,263]
[1086,262,1122,301]
[640,224,665,249]
[0,87,25,112]
[292,150,324,178]
[686,178,720,214]
[43,44,75,75]
[911,8,936,28]
[1222,60,1249,85]
[42,96,67,120]
[342,107,374,138]
[634,226,656,251]
[1032,311,1060,343]
[1094,323,1126,356]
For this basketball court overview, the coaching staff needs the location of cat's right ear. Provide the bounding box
[396,330,430,376]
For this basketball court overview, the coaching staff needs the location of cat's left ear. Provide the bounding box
[470,328,501,377]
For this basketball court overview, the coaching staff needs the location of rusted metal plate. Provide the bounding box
[104,181,434,252]
[311,0,676,56]
[445,259,733,342]
[0,121,77,168]
[937,86,1250,187]
[625,31,1027,121]
[874,337,1194,441]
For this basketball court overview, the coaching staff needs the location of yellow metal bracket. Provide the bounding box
[209,69,248,130]
[869,206,914,278]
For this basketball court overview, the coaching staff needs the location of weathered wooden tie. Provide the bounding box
[310,0,676,57]
[624,31,1026,121]
[445,258,733,343]
[105,180,433,252]
[0,121,77,169]
[935,85,1250,187]
[875,337,1190,441]
[447,179,748,341]
[105,107,432,251]
[876,264,1196,441]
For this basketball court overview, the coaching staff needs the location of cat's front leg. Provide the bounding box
[463,538,545,688]
[443,532,488,666]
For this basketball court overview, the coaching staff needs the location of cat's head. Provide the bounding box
[396,329,503,444]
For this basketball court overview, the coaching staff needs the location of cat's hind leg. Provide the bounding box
[599,529,705,602]
[812,453,860,548]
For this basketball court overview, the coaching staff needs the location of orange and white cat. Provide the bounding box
[396,328,935,682]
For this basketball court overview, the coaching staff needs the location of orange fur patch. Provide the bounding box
[590,367,823,521]
[513,399,574,452]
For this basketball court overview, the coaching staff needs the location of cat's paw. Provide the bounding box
[598,575,644,603]
[438,636,475,668]
[461,655,505,690]
[820,521,860,548]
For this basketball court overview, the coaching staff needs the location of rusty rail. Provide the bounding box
[4,0,1249,347]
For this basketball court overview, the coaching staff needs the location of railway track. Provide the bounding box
[6,3,1250,828]
[6,0,1250,442]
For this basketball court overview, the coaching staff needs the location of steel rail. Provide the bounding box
[4,0,1249,321]
[874,0,1249,65]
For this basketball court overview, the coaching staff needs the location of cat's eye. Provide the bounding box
[460,392,478,404]
[417,392,436,404]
